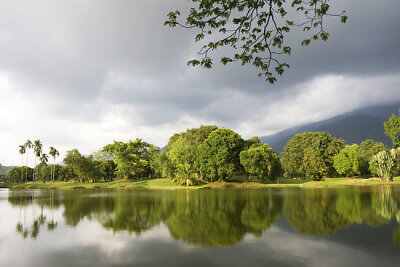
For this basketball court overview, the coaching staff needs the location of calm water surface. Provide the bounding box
[1,186,400,266]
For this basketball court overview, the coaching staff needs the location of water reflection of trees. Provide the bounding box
[7,186,400,247]
[284,186,400,238]
[61,189,283,247]
[8,190,61,239]
[166,190,283,247]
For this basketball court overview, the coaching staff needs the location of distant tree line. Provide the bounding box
[6,109,400,185]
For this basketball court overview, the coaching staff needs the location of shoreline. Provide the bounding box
[4,177,400,190]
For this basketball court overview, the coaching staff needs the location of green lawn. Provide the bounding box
[5,176,400,190]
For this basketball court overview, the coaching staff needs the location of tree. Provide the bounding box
[369,149,398,182]
[41,165,62,182]
[153,151,176,179]
[91,150,117,181]
[268,152,282,181]
[240,142,279,180]
[165,0,347,84]
[102,139,158,180]
[358,140,387,175]
[33,140,43,183]
[198,128,244,181]
[333,144,360,177]
[49,147,59,183]
[384,109,400,148]
[24,139,32,182]
[166,125,218,182]
[39,153,49,182]
[64,149,100,182]
[18,145,26,183]
[8,167,33,184]
[281,132,345,178]
[244,136,261,150]
[302,147,325,180]
[58,166,77,182]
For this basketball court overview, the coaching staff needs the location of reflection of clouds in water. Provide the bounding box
[2,188,400,266]
[242,225,389,267]
[73,222,175,257]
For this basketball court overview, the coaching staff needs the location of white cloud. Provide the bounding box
[0,0,399,166]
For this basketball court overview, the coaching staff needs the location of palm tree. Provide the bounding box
[49,147,59,183]
[18,145,26,184]
[24,139,32,182]
[33,140,43,183]
[40,153,49,183]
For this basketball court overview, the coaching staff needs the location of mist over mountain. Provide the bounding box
[0,163,14,175]
[260,103,399,154]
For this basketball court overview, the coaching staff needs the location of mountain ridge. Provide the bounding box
[260,103,399,154]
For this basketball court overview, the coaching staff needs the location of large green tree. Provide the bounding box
[333,144,360,177]
[165,0,347,83]
[240,141,281,180]
[102,139,158,180]
[281,132,345,178]
[8,167,33,184]
[166,125,218,181]
[64,149,100,182]
[91,150,117,181]
[198,128,244,181]
[384,109,400,148]
[369,149,398,182]
[358,140,387,175]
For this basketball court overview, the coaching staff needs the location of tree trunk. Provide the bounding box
[26,154,29,183]
[21,156,24,184]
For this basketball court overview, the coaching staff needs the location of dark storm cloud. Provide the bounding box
[1,0,400,165]
[1,0,398,110]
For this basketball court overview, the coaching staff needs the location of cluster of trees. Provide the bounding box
[153,126,281,185]
[8,139,160,184]
[8,139,60,184]
[281,132,345,180]
[332,141,399,180]
[277,110,400,181]
[331,110,400,181]
[280,133,400,181]
[8,127,282,185]
[6,109,400,185]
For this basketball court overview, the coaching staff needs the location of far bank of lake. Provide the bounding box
[5,176,400,190]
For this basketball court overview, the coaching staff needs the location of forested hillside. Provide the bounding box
[261,103,398,153]
[0,164,13,175]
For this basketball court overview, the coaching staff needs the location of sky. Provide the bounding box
[0,0,400,166]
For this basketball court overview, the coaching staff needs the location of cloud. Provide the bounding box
[0,0,399,165]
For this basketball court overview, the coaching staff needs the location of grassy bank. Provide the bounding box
[5,176,400,190]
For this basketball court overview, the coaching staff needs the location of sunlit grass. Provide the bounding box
[6,176,400,190]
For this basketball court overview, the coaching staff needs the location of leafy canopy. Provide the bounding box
[199,128,244,181]
[102,139,158,180]
[333,144,360,177]
[281,131,345,178]
[384,109,400,148]
[167,125,218,180]
[369,149,398,182]
[358,140,387,175]
[165,0,347,83]
[240,141,281,180]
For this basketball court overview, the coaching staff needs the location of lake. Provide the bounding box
[1,186,400,266]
